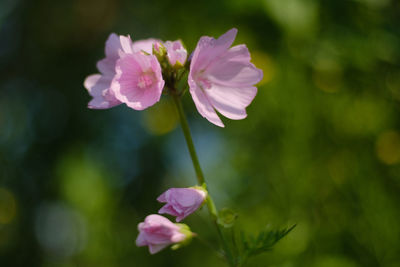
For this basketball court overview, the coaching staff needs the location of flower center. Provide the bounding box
[137,72,155,89]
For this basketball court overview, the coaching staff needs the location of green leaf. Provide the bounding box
[241,224,296,258]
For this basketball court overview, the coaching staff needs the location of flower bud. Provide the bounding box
[136,214,193,254]
[157,187,207,222]
[164,40,187,68]
[153,42,167,62]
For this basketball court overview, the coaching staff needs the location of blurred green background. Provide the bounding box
[1,0,400,266]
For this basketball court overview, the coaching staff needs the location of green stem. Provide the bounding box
[172,94,205,185]
[172,94,236,267]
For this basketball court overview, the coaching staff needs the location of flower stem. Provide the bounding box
[172,94,236,267]
[172,94,205,186]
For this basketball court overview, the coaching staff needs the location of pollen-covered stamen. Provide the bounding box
[137,71,156,89]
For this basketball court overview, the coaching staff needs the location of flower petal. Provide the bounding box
[84,74,102,93]
[84,74,120,109]
[175,215,185,222]
[189,81,225,127]
[214,28,238,54]
[207,62,263,88]
[119,35,133,54]
[135,232,147,246]
[206,85,257,120]
[191,28,237,72]
[149,244,168,254]
[223,44,251,62]
[157,192,167,203]
[144,214,177,229]
[170,232,186,243]
[96,58,115,75]
[132,39,161,54]
[104,33,121,59]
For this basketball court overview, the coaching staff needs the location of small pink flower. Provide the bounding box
[84,34,161,109]
[136,214,189,254]
[164,40,187,66]
[111,52,165,110]
[188,28,263,127]
[157,187,207,222]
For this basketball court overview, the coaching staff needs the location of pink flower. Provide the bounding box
[136,214,190,254]
[84,33,161,109]
[188,28,263,127]
[164,40,187,66]
[111,52,165,110]
[157,187,207,222]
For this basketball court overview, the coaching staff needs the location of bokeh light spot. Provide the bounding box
[376,130,400,165]
[313,68,342,93]
[331,95,391,136]
[251,51,276,86]
[263,0,319,36]
[56,148,114,215]
[35,202,87,259]
[142,98,178,135]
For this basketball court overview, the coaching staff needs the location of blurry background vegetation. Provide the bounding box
[1,0,400,266]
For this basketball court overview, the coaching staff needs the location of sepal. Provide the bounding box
[170,223,194,250]
[153,42,167,62]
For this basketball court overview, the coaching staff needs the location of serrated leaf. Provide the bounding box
[246,224,296,257]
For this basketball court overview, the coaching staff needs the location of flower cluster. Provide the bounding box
[84,28,263,127]
[84,28,263,255]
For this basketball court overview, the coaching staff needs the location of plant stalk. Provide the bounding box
[172,93,236,267]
